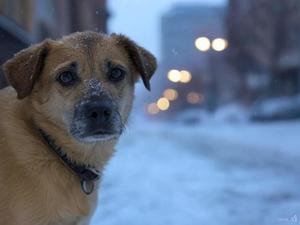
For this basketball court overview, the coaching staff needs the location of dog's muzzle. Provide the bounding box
[70,96,122,141]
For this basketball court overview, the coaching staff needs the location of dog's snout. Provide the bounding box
[71,98,122,139]
[86,104,112,122]
[71,96,122,141]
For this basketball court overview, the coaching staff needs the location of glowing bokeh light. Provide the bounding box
[212,38,228,51]
[195,37,210,52]
[167,70,181,82]
[187,92,202,104]
[163,89,178,101]
[180,70,192,83]
[147,103,159,115]
[157,97,170,111]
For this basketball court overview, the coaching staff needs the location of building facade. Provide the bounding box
[0,0,108,87]
[156,4,227,115]
[227,0,300,101]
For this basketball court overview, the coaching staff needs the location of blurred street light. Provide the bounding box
[180,70,192,83]
[168,69,192,83]
[195,37,210,52]
[167,70,181,82]
[157,97,170,111]
[187,92,202,104]
[147,103,159,115]
[212,38,228,51]
[163,89,178,101]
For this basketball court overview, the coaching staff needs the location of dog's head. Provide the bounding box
[3,32,156,142]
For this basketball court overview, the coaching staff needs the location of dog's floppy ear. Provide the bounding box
[112,34,157,91]
[3,40,50,99]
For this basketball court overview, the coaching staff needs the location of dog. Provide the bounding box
[0,31,156,225]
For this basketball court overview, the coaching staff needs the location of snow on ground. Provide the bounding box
[91,120,300,225]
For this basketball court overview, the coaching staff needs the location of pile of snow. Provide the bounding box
[173,104,250,125]
[212,104,250,123]
[174,109,211,124]
[172,94,300,124]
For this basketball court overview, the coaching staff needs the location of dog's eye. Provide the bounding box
[56,71,77,86]
[108,67,125,82]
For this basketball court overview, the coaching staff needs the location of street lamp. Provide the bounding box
[157,97,170,111]
[163,89,178,101]
[147,103,159,115]
[187,92,202,104]
[180,70,192,83]
[195,37,210,52]
[212,38,228,51]
[167,70,181,82]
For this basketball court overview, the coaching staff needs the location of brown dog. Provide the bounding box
[0,31,156,225]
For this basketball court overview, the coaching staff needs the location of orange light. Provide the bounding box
[163,89,178,101]
[157,98,170,111]
[167,70,181,82]
[147,103,159,115]
[195,37,210,52]
[187,92,202,104]
[180,70,192,83]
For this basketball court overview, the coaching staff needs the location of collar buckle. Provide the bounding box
[79,168,100,195]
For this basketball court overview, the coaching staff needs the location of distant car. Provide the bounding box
[174,109,210,125]
[251,95,300,121]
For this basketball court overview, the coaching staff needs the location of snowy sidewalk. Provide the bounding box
[91,121,300,225]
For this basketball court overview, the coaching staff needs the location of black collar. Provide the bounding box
[38,128,100,195]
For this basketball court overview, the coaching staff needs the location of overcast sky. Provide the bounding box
[108,0,227,60]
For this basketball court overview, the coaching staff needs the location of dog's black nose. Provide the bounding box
[85,102,113,123]
[71,96,122,140]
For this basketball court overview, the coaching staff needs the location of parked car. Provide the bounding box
[251,95,300,121]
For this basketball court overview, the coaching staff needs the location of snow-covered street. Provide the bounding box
[91,121,300,225]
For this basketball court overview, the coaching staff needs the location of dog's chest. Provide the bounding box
[33,190,96,225]
[44,182,97,225]
[18,165,98,225]
[50,216,91,225]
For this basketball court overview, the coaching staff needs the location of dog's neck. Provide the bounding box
[20,103,117,193]
[30,111,117,168]
[38,128,100,195]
